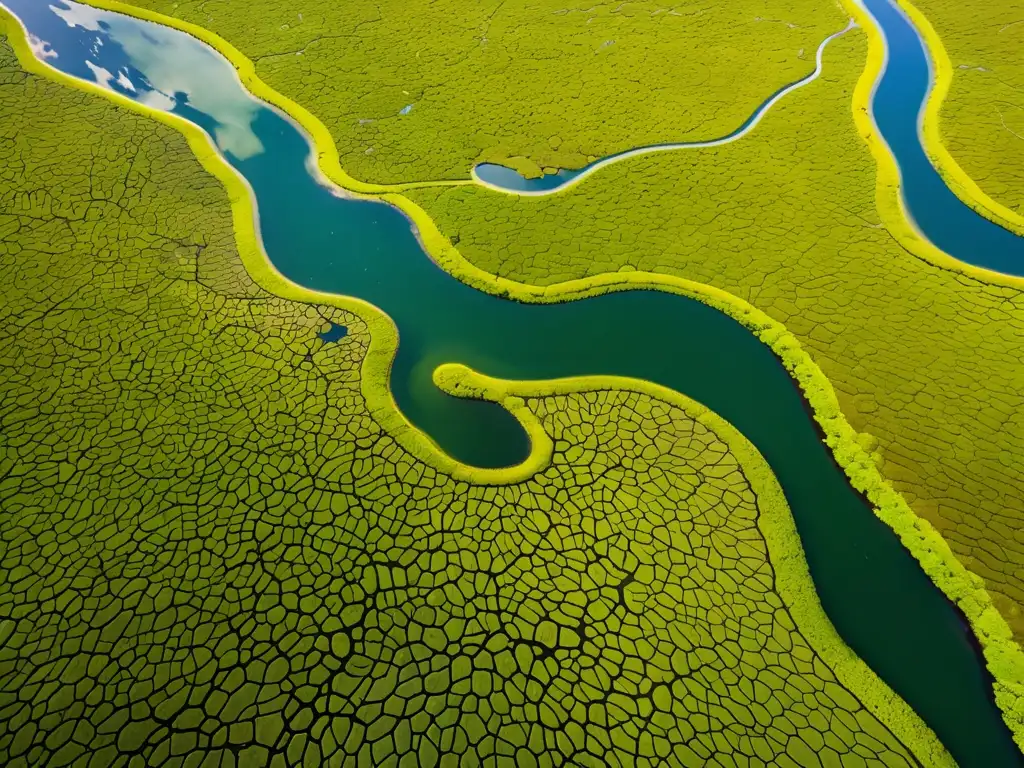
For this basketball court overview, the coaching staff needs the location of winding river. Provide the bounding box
[861,0,1024,274]
[5,0,1024,764]
[476,0,1024,277]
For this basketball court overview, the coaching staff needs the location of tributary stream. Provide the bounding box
[4,0,1024,764]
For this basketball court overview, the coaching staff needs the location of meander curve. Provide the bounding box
[887,0,1024,239]
[846,0,1024,287]
[6,0,1024,750]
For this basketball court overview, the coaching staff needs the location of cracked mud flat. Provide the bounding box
[3,0,1024,766]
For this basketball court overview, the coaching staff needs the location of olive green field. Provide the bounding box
[0,16,953,765]
[129,0,845,183]
[3,0,1024,765]
[124,0,1024,643]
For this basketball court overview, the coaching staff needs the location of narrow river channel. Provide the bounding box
[4,0,1024,764]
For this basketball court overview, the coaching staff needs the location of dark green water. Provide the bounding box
[6,0,1024,764]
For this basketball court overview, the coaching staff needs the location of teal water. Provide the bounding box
[319,323,348,343]
[5,0,1024,764]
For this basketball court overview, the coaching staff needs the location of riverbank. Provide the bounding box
[405,18,1024,741]
[6,0,1024,760]
[895,0,1024,236]
[0,17,951,765]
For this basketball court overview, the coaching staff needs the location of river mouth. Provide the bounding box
[4,0,1024,765]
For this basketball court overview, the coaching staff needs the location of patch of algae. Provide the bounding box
[403,25,1024,650]
[125,0,843,184]
[905,0,1024,224]
[0,16,951,768]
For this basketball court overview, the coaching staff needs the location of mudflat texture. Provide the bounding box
[406,32,1024,640]
[0,28,929,768]
[913,0,1024,218]
[128,0,844,183]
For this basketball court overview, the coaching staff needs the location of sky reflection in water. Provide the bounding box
[18,0,263,159]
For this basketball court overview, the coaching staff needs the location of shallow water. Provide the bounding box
[857,0,1024,274]
[474,22,854,195]
[4,0,1024,764]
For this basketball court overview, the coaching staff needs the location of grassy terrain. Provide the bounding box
[110,0,1024,652]
[0,19,947,767]
[911,0,1024,220]
[126,0,844,183]
[403,29,1024,642]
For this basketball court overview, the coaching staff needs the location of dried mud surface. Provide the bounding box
[0,29,927,768]
[405,32,1024,639]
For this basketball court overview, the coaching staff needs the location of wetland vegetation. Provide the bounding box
[3,0,1024,766]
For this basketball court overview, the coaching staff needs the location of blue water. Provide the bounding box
[5,0,1024,764]
[474,162,581,193]
[858,0,1024,274]
[319,322,348,343]
[474,32,848,194]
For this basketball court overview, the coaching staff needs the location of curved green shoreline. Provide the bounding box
[851,0,1024,267]
[887,0,1024,240]
[843,0,1024,735]
[8,0,1024,750]
[0,29,947,759]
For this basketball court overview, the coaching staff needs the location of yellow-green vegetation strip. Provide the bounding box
[399,11,1024,745]
[125,0,842,184]
[24,0,1024,748]
[0,18,953,764]
[895,0,1024,233]
[0,4,541,486]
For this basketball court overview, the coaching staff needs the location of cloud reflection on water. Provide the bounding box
[47,0,264,159]
[27,31,57,59]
